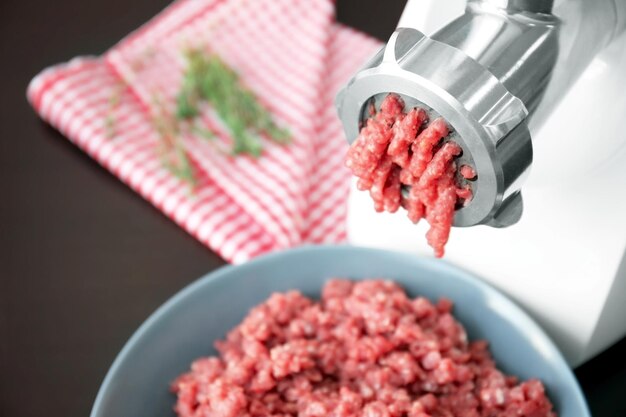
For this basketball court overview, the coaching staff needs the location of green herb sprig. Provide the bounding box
[152,96,196,187]
[176,49,291,157]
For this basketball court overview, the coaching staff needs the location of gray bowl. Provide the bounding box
[91,245,590,417]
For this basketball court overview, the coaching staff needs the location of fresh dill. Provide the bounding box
[176,49,291,157]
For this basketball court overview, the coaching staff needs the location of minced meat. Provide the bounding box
[345,94,474,257]
[172,279,556,417]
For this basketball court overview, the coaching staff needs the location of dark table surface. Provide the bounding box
[1,0,625,416]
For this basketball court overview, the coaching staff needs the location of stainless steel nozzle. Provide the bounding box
[336,0,626,228]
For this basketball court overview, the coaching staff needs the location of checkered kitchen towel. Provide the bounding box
[27,0,380,263]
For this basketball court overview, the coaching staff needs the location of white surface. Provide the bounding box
[349,0,626,365]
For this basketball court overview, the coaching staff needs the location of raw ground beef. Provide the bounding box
[172,279,556,417]
[345,94,475,258]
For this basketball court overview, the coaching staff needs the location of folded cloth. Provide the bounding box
[27,0,380,263]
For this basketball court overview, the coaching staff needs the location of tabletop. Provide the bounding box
[1,0,625,416]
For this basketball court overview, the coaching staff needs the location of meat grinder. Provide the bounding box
[336,0,626,365]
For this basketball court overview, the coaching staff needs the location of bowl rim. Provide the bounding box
[90,244,590,417]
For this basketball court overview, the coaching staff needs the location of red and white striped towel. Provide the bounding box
[27,0,380,263]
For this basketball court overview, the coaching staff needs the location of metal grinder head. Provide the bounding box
[336,27,533,228]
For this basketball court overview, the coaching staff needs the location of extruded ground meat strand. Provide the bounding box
[406,118,450,181]
[172,279,556,417]
[460,165,477,180]
[346,94,475,257]
[388,108,427,168]
[427,165,459,257]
